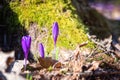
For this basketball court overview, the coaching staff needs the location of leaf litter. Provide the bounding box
[1,40,120,80]
[17,42,120,80]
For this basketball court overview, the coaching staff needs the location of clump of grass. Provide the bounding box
[8,0,95,53]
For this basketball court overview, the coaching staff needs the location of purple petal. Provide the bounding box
[21,35,31,59]
[21,35,31,71]
[39,43,45,58]
[26,35,31,52]
[21,36,28,56]
[52,22,59,46]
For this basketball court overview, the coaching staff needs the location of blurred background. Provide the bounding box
[0,0,120,59]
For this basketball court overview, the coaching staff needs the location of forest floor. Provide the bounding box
[27,41,120,80]
[1,37,120,80]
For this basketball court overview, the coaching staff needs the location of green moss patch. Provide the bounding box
[9,0,94,53]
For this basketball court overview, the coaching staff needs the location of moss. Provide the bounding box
[9,0,95,53]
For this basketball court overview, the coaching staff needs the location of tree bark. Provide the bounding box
[72,0,111,39]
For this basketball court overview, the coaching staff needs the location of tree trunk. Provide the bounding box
[72,0,111,39]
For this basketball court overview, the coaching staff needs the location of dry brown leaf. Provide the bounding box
[0,51,14,71]
[6,57,15,67]
[5,57,15,72]
[38,57,57,68]
[28,63,42,71]
[53,62,62,69]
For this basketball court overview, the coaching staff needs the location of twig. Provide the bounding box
[79,42,88,47]
[86,47,99,58]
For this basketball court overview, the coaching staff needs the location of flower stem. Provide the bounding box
[24,58,27,71]
[52,44,56,59]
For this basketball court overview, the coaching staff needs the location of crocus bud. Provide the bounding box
[52,22,59,47]
[21,35,31,70]
[39,43,45,58]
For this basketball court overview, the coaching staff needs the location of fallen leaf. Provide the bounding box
[38,57,57,68]
[53,62,62,69]
[27,63,42,71]
[5,57,15,72]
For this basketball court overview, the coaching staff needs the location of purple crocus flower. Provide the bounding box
[39,43,45,58]
[21,35,31,70]
[52,22,59,47]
